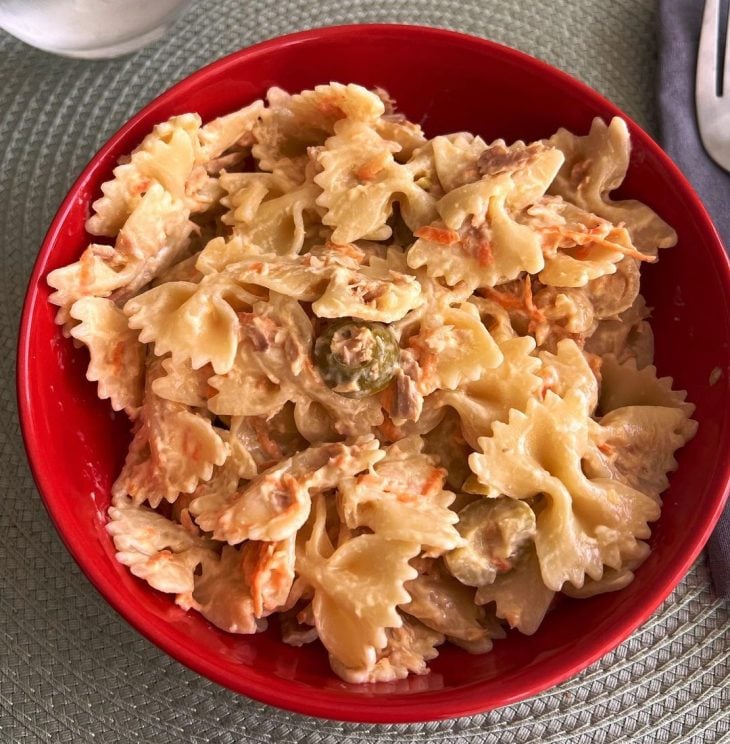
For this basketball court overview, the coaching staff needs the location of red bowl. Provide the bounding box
[17,24,730,722]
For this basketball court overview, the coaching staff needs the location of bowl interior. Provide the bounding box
[18,25,730,722]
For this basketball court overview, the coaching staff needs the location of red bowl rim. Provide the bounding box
[16,23,730,723]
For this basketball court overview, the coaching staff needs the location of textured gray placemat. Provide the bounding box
[1,1,728,742]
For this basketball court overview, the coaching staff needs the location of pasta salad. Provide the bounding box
[47,83,696,683]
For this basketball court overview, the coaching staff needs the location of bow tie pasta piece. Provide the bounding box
[253,83,385,181]
[330,614,444,684]
[402,558,501,649]
[469,391,660,591]
[435,141,564,229]
[594,406,697,500]
[191,546,260,634]
[196,436,384,544]
[151,357,210,408]
[88,107,263,237]
[407,209,542,291]
[338,436,463,557]
[112,358,228,508]
[431,135,564,205]
[124,275,260,375]
[599,355,695,416]
[196,235,259,275]
[47,184,194,331]
[227,251,358,302]
[479,140,565,211]
[548,117,677,254]
[375,117,428,163]
[466,295,518,344]
[153,251,205,286]
[87,114,202,236]
[207,339,290,417]
[107,495,216,601]
[474,547,555,635]
[220,172,290,226]
[521,197,652,288]
[369,86,428,160]
[431,133,489,192]
[314,119,437,244]
[226,408,310,480]
[537,339,599,415]
[313,260,423,323]
[197,99,264,161]
[562,540,650,599]
[185,410,309,537]
[406,302,503,394]
[48,247,133,332]
[584,293,654,368]
[242,537,297,618]
[528,283,597,352]
[583,257,641,319]
[421,407,472,490]
[183,446,246,534]
[111,183,195,301]
[436,335,542,449]
[220,172,322,255]
[297,494,419,674]
[69,297,145,418]
[411,141,564,290]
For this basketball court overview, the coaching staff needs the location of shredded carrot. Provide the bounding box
[316,98,345,119]
[356,155,386,182]
[332,452,349,468]
[407,335,438,389]
[477,240,494,266]
[379,383,396,414]
[414,225,461,246]
[325,240,366,262]
[572,245,593,260]
[182,432,202,461]
[252,418,283,460]
[480,286,525,310]
[543,227,655,262]
[598,441,616,457]
[421,467,446,496]
[538,366,559,400]
[492,557,512,573]
[109,340,125,373]
[523,277,546,324]
[78,250,97,290]
[149,550,174,565]
[132,177,152,196]
[418,350,438,387]
[377,415,403,443]
[357,473,381,487]
[245,542,274,618]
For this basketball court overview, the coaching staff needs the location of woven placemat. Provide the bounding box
[1,1,728,741]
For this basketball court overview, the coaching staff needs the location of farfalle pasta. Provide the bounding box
[48,82,696,684]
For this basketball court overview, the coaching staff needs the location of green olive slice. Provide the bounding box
[444,499,537,587]
[314,319,399,398]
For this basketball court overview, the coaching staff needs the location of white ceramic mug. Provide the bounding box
[0,0,193,58]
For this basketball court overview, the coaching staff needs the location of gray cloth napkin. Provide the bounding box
[657,0,730,598]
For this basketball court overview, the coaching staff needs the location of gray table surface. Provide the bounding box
[1,1,728,742]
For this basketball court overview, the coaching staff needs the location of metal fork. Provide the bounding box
[696,0,730,171]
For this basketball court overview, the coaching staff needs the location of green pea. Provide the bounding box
[314,319,399,398]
